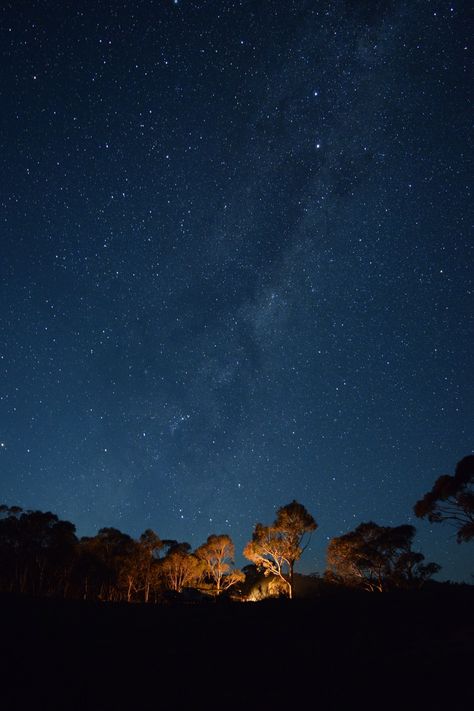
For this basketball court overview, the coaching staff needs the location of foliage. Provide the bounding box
[326,522,440,592]
[195,534,244,595]
[0,496,448,604]
[244,524,293,596]
[0,505,77,596]
[137,530,164,602]
[414,455,474,542]
[158,543,204,593]
[275,500,317,586]
[243,500,317,599]
[79,527,139,601]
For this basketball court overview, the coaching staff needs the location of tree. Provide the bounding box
[414,455,474,542]
[74,528,163,603]
[138,530,163,602]
[195,534,244,596]
[326,522,440,592]
[0,505,77,596]
[392,551,441,590]
[244,524,293,597]
[244,500,317,599]
[274,500,317,590]
[117,530,164,603]
[79,528,138,602]
[158,543,203,593]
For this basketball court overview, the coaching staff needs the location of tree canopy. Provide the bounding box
[275,500,317,587]
[243,500,317,598]
[326,521,440,592]
[158,544,203,593]
[0,493,452,602]
[414,455,474,542]
[195,534,244,596]
[0,505,77,597]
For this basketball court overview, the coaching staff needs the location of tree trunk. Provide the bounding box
[282,575,292,599]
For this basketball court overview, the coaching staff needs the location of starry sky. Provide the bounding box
[1,0,472,581]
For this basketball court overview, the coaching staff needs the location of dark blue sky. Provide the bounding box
[1,0,472,580]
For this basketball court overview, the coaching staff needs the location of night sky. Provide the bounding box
[1,1,472,581]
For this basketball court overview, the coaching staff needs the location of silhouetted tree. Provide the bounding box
[0,505,77,596]
[326,522,440,592]
[0,507,165,602]
[137,529,163,602]
[79,528,138,601]
[195,534,244,596]
[414,455,474,542]
[74,536,110,601]
[392,551,441,590]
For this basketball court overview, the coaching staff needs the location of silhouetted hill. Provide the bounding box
[1,586,472,709]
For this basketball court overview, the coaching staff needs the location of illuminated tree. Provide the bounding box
[244,524,294,598]
[158,543,204,593]
[195,534,244,596]
[326,522,439,592]
[244,500,317,599]
[274,500,317,590]
[414,455,474,542]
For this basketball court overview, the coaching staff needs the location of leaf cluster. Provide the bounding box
[414,455,474,542]
[327,522,439,592]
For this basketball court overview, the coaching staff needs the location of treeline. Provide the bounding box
[0,497,448,602]
[0,505,242,602]
[1,455,471,602]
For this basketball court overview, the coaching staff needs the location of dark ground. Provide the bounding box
[1,587,472,710]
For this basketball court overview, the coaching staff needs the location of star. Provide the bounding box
[0,0,470,586]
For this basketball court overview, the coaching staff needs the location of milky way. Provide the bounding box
[1,1,472,580]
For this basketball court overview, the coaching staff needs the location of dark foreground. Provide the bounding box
[1,587,472,710]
